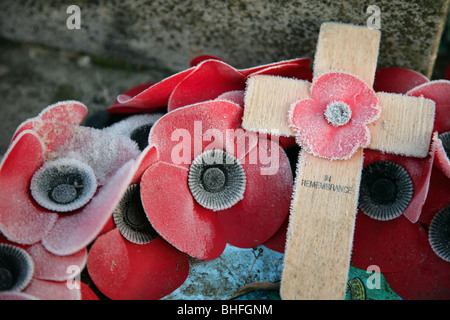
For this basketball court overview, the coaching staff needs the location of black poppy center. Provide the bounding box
[429,206,450,262]
[50,183,79,204]
[0,244,34,292]
[201,167,227,192]
[188,149,246,211]
[30,159,97,213]
[359,161,413,221]
[125,201,148,229]
[130,123,152,151]
[113,184,158,244]
[45,172,85,205]
[0,267,14,291]
[370,178,398,205]
[439,132,450,158]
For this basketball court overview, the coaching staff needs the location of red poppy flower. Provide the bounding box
[373,67,429,94]
[86,147,190,300]
[289,72,381,160]
[0,234,87,300]
[407,80,450,179]
[108,56,312,114]
[352,166,450,299]
[0,102,141,256]
[350,69,450,299]
[266,69,440,253]
[140,100,293,260]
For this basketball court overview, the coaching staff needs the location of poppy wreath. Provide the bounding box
[0,56,300,299]
[0,54,448,300]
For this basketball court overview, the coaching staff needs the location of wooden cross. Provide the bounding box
[242,22,435,300]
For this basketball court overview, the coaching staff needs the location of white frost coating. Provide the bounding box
[47,126,140,185]
[104,113,165,138]
[30,158,98,213]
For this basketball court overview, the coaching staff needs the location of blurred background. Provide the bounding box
[0,0,449,155]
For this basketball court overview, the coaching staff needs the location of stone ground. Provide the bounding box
[0,38,174,155]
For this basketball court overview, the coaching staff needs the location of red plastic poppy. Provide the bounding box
[350,72,450,299]
[373,67,429,94]
[86,147,190,300]
[407,80,450,179]
[0,102,141,256]
[290,72,381,160]
[352,165,450,299]
[108,56,311,113]
[0,234,87,300]
[140,100,293,260]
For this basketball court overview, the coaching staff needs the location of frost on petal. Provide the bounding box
[10,101,88,145]
[190,55,223,66]
[30,158,98,213]
[108,68,195,113]
[104,113,165,139]
[373,68,429,94]
[407,80,450,133]
[26,243,87,282]
[104,113,165,151]
[250,64,313,82]
[311,72,371,105]
[130,146,159,184]
[239,58,310,77]
[0,292,37,300]
[48,126,140,186]
[168,60,245,111]
[0,131,57,245]
[88,229,189,300]
[362,142,435,224]
[291,100,369,160]
[217,140,292,248]
[42,160,137,256]
[215,90,245,108]
[312,72,380,125]
[141,162,227,260]
[434,135,450,178]
[149,100,243,168]
[23,278,81,300]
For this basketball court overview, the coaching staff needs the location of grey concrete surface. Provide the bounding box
[0,40,173,155]
[0,0,448,77]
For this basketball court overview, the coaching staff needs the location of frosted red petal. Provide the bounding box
[0,131,57,245]
[217,139,292,248]
[42,160,137,256]
[88,229,189,300]
[26,243,87,282]
[23,278,81,300]
[149,100,243,169]
[141,162,227,260]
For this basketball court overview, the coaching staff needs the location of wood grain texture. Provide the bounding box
[281,149,364,300]
[313,22,380,87]
[368,92,436,158]
[243,75,310,136]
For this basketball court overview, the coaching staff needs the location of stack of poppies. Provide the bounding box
[0,56,448,300]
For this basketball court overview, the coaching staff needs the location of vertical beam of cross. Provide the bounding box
[243,22,435,299]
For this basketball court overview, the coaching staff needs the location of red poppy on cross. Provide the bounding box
[243,22,436,299]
